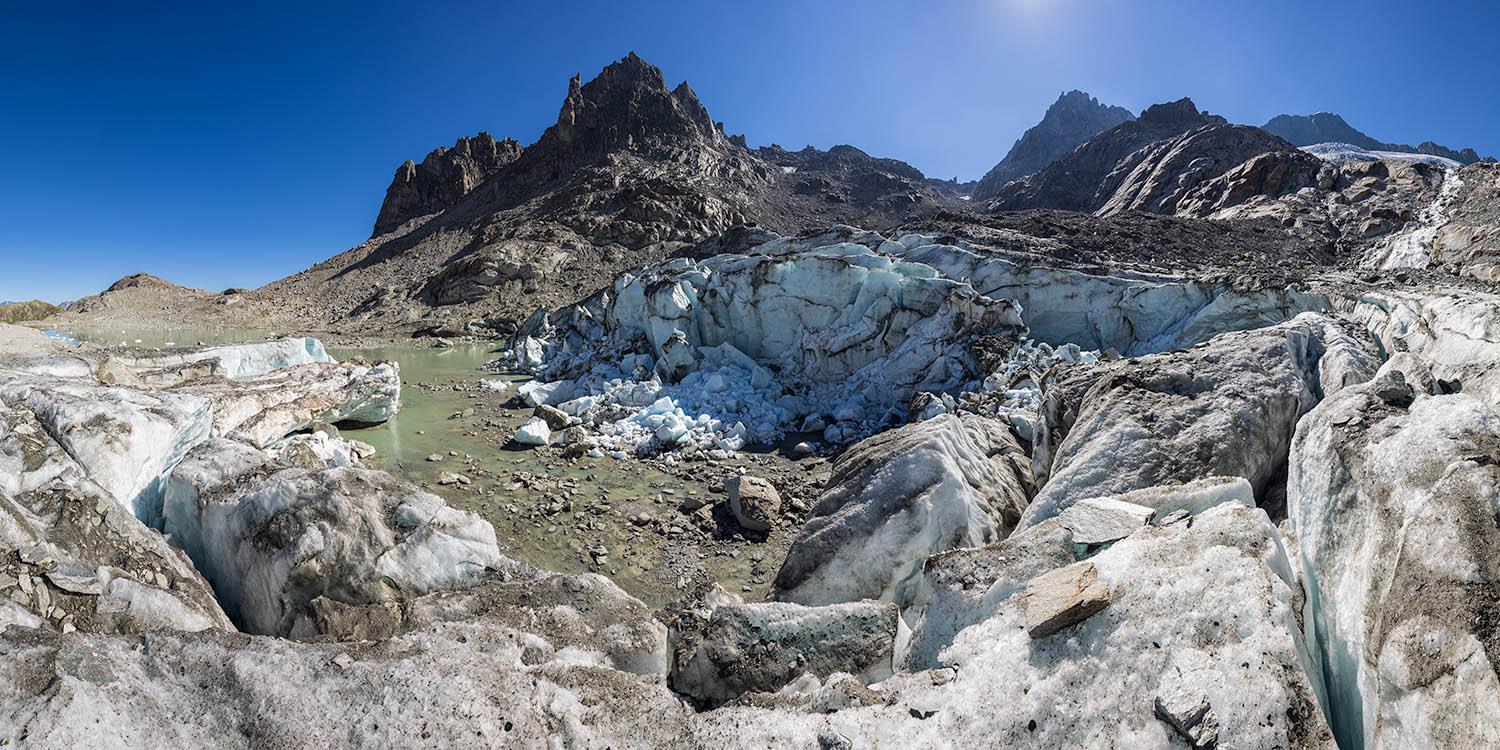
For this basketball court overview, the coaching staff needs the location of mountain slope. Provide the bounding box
[986,98,1226,213]
[971,90,1134,202]
[254,53,960,333]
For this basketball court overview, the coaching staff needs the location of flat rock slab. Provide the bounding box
[45,562,103,595]
[1060,497,1155,544]
[1025,561,1111,639]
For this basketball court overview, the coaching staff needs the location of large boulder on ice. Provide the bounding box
[167,358,401,447]
[772,414,1033,608]
[1021,313,1376,530]
[1288,369,1500,748]
[163,441,502,636]
[670,599,900,707]
[0,404,232,634]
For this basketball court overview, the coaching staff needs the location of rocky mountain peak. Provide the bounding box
[373,131,522,236]
[972,90,1134,201]
[543,52,724,154]
[1138,97,1222,128]
[986,96,1227,212]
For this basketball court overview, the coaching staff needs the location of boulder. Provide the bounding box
[1023,561,1111,638]
[532,404,570,430]
[1058,498,1155,545]
[724,475,779,532]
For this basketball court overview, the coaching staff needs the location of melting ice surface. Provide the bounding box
[498,232,1115,458]
[42,330,81,346]
[498,227,1343,459]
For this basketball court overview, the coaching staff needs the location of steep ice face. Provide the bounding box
[0,404,234,633]
[164,442,500,636]
[504,235,1028,456]
[1020,313,1377,530]
[0,376,213,524]
[114,337,336,380]
[1288,369,1500,749]
[605,242,1023,390]
[896,240,1334,354]
[770,414,1034,610]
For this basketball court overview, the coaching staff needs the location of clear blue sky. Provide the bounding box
[3,0,1496,303]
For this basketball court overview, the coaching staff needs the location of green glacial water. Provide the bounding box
[55,328,798,607]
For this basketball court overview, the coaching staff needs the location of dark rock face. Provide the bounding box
[1095,124,1319,216]
[972,90,1134,202]
[1263,112,1487,164]
[263,53,958,332]
[373,132,521,236]
[986,98,1226,213]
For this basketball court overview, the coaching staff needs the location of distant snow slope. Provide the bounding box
[1301,141,1461,168]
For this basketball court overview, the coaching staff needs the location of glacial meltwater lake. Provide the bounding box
[53,327,806,607]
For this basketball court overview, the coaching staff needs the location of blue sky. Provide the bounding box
[3,0,1497,303]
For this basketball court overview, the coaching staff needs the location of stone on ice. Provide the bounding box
[45,562,104,595]
[1155,656,1223,750]
[1059,497,1155,545]
[1024,561,1111,638]
[533,404,570,430]
[1105,476,1256,519]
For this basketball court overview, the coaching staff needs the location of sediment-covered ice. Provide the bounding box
[168,358,401,447]
[1288,365,1500,748]
[771,414,1034,610]
[111,337,335,380]
[1020,313,1377,530]
[163,441,501,636]
[0,376,213,523]
[895,237,1334,354]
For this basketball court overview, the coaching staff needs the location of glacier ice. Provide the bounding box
[1288,366,1500,748]
[1019,313,1376,530]
[771,414,1034,610]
